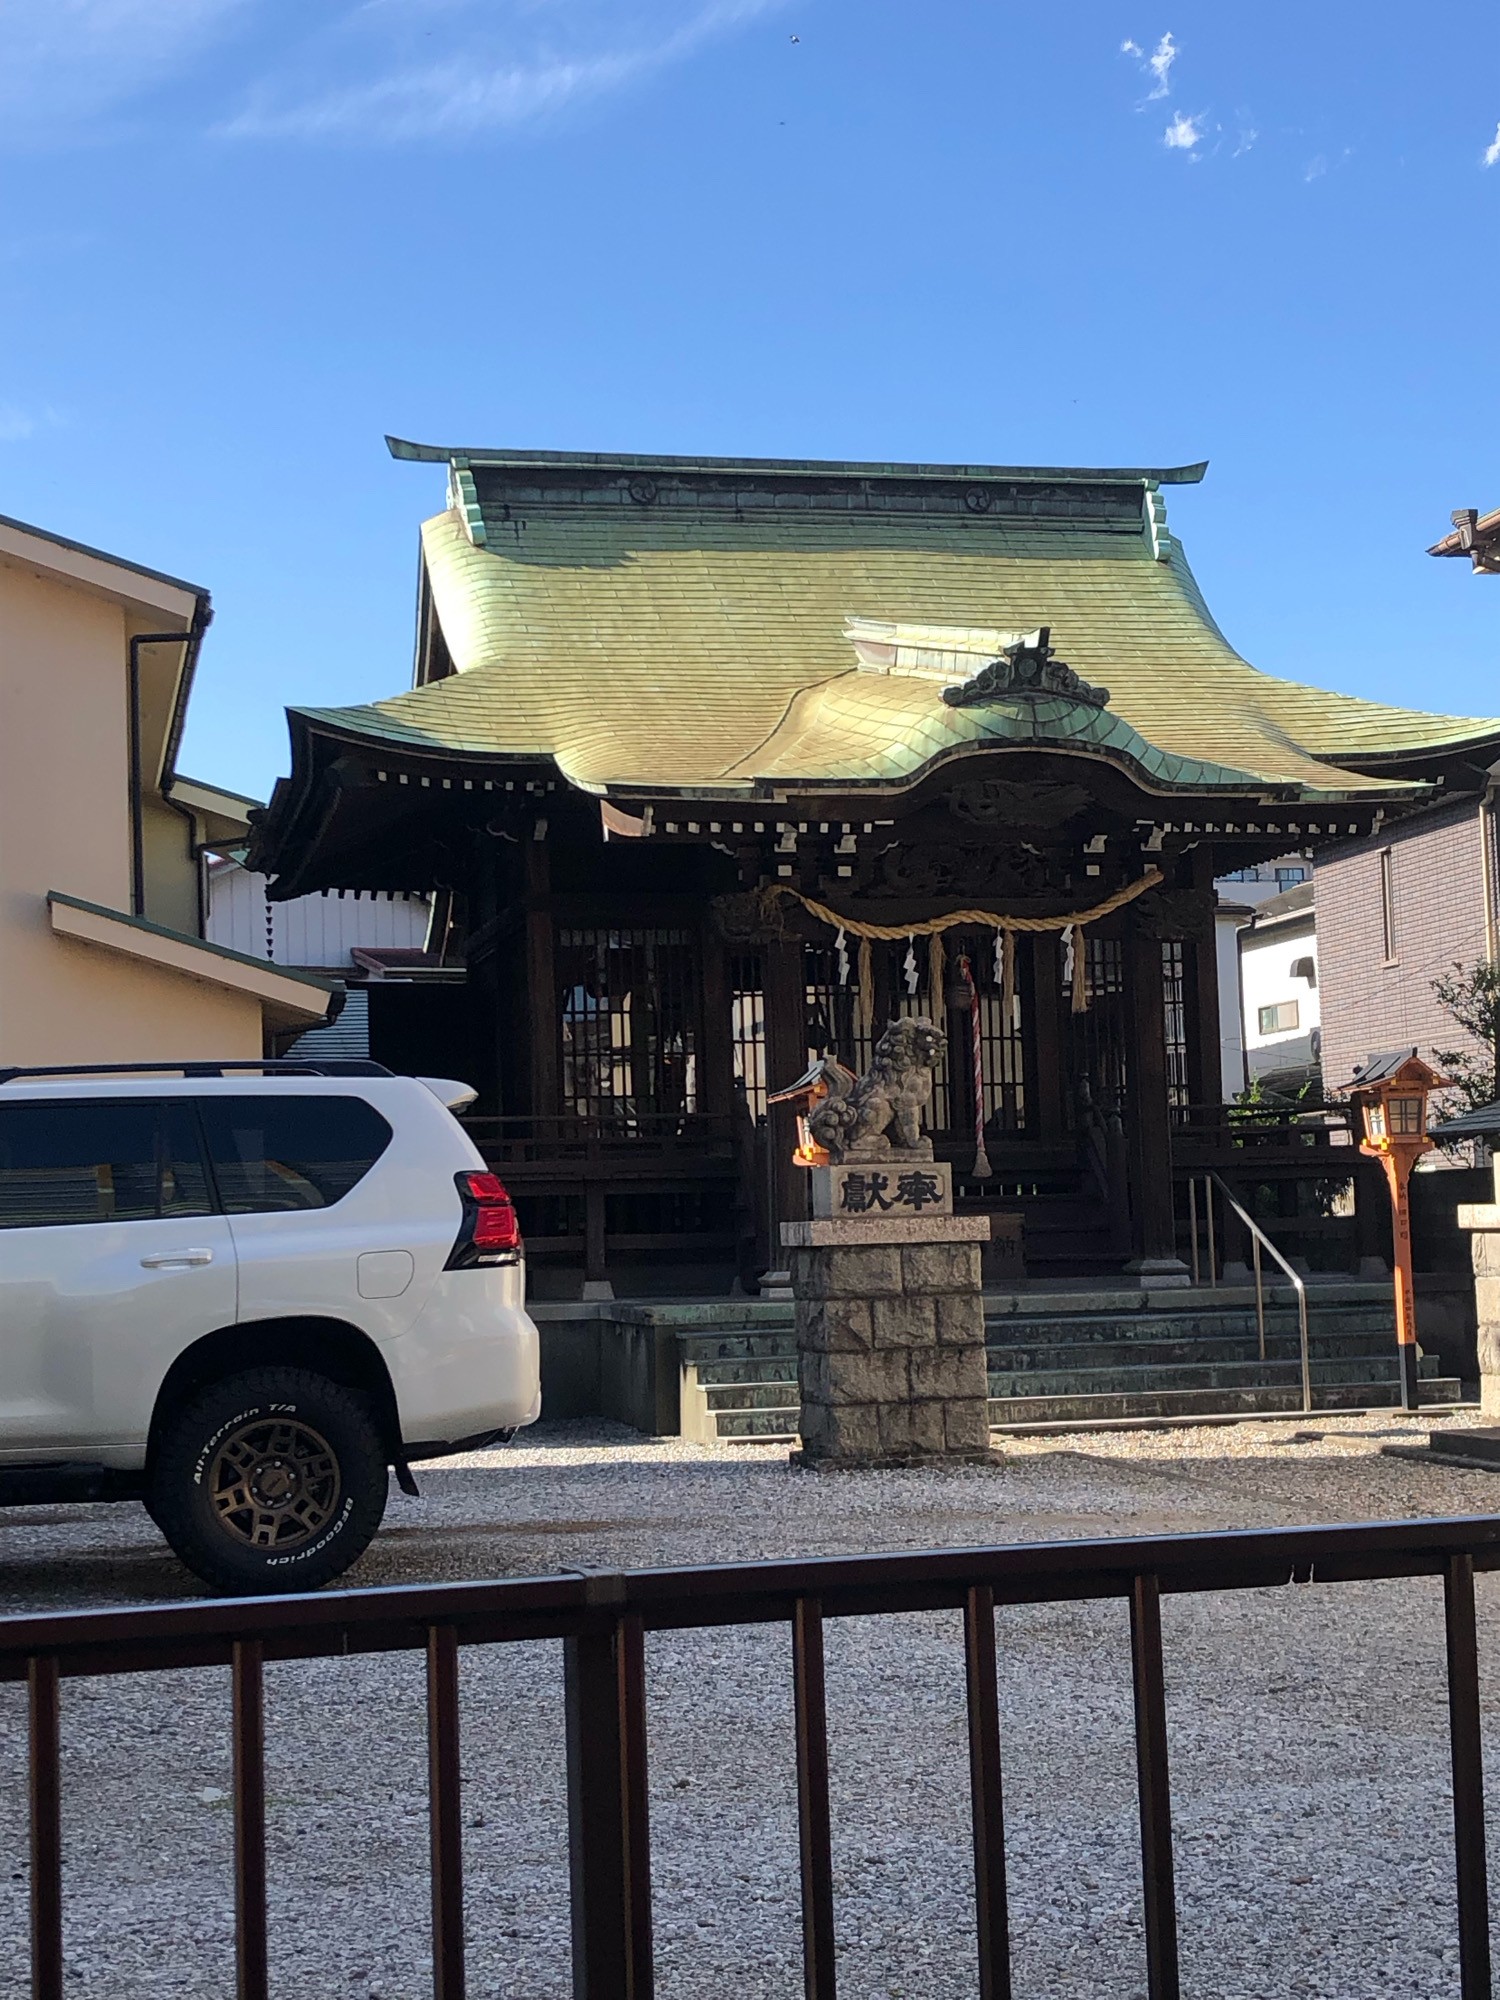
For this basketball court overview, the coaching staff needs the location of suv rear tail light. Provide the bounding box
[447,1171,522,1268]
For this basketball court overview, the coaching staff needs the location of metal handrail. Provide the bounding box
[1198,1171,1312,1414]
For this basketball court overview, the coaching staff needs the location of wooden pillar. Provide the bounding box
[1030,934,1067,1144]
[1187,851,1225,1112]
[698,924,735,1118]
[523,841,559,1118]
[763,936,810,1250]
[1125,919,1190,1283]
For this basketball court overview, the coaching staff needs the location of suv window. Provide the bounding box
[0,1099,212,1229]
[197,1095,393,1214]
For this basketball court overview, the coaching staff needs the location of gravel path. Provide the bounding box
[4,1411,1500,1997]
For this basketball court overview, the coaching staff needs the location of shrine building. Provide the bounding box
[249,443,1500,1299]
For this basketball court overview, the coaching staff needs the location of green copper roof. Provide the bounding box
[293,453,1500,804]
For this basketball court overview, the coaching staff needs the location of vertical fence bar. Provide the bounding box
[428,1623,466,2000]
[616,1615,654,2000]
[232,1638,269,2000]
[565,1611,654,2000]
[793,1596,837,2000]
[964,1585,1012,2000]
[1130,1575,1180,2000]
[28,1653,62,2000]
[1444,1554,1492,1999]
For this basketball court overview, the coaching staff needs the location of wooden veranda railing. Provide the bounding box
[458,1112,743,1279]
[5,1515,1499,1998]
[459,1112,738,1176]
[1169,1102,1387,1276]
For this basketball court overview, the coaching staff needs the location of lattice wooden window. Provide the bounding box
[728,952,767,1121]
[1161,939,1191,1110]
[556,928,698,1123]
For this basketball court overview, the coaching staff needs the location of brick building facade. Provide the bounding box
[1315,798,1497,1090]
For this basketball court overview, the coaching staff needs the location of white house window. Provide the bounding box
[1258,1000,1300,1034]
[1275,866,1308,889]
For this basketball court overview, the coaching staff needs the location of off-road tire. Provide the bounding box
[148,1368,388,1594]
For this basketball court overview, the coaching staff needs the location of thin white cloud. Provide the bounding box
[1232,122,1257,158]
[0,0,790,149]
[0,402,64,442]
[221,0,790,142]
[1120,30,1176,103]
[1146,30,1176,99]
[0,0,249,141]
[1163,110,1203,153]
[225,48,637,140]
[1484,122,1500,169]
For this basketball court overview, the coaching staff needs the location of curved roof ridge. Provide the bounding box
[386,435,1210,486]
[283,476,1500,806]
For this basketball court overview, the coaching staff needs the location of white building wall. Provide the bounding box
[1214,910,1248,1099]
[1216,854,1312,910]
[206,859,431,970]
[1240,922,1320,1080]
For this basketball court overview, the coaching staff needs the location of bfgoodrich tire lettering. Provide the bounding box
[149,1368,388,1594]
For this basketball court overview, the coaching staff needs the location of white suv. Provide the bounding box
[0,1060,540,1592]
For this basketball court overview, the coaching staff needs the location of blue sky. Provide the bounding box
[2,0,1497,802]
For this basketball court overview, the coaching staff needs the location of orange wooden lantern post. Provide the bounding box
[1341,1049,1450,1412]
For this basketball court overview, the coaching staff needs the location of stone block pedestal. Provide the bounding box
[1459,1160,1500,1418]
[781,1213,994,1467]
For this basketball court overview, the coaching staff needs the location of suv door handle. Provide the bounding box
[140,1249,214,1268]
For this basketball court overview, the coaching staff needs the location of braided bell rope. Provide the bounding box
[763,865,1164,941]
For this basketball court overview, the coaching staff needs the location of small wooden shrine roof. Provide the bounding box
[284,444,1497,805]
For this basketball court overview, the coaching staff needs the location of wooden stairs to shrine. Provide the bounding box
[676,1284,1466,1443]
[955,1159,1122,1281]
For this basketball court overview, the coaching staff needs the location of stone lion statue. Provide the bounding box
[808,1016,947,1163]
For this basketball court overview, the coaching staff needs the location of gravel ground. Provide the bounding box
[5,1410,1500,1997]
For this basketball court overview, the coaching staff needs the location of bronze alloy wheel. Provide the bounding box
[208,1416,343,1551]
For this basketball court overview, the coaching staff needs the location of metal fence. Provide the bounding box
[5,1515,1500,1999]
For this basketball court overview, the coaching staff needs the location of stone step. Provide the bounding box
[706,1377,1470,1440]
[690,1338,1418,1393]
[714,1408,800,1440]
[692,1357,799,1387]
[981,1333,1404,1373]
[988,1379,1465,1426]
[986,1354,1446,1399]
[691,1333,1404,1383]
[987,1281,1393,1314]
[704,1381,803,1413]
[985,1307,1394,1343]
[679,1332,799,1364]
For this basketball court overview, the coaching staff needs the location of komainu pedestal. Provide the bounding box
[781,1213,994,1467]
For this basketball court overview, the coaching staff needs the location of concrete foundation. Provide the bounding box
[781,1213,994,1467]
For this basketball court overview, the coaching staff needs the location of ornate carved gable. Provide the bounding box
[876,841,1065,900]
[947,778,1093,830]
[942,628,1110,712]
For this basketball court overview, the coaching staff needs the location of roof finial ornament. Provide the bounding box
[941,627,1110,711]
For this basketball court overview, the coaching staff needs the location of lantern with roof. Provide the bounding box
[1339,1048,1451,1411]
